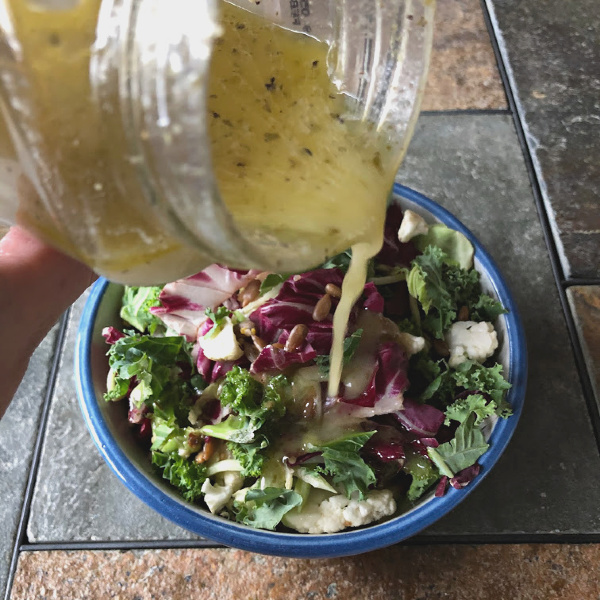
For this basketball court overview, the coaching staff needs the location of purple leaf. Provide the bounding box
[435,476,449,497]
[392,398,445,438]
[375,204,420,267]
[102,326,125,344]
[362,282,385,313]
[450,463,481,489]
[196,347,213,381]
[249,269,345,356]
[339,342,409,417]
[250,341,317,374]
[364,425,406,463]
[151,265,260,340]
[195,346,247,383]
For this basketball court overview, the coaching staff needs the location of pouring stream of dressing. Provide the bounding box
[328,241,383,398]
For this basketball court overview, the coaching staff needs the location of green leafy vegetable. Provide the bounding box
[152,451,207,502]
[260,273,287,294]
[403,449,440,502]
[430,413,489,475]
[235,487,302,530]
[444,393,497,426]
[452,360,512,413]
[227,439,268,477]
[408,353,512,414]
[312,431,376,500]
[219,366,263,415]
[207,368,289,468]
[213,367,288,437]
[203,306,231,339]
[413,224,474,269]
[104,332,195,411]
[321,249,353,272]
[120,286,164,334]
[150,410,182,452]
[407,245,508,340]
[201,415,260,444]
[470,294,508,323]
[396,318,421,336]
[408,353,453,404]
[315,329,363,376]
[321,249,375,279]
[407,246,456,339]
[262,374,290,419]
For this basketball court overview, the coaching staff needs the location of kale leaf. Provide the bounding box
[444,393,497,426]
[235,487,302,530]
[152,451,207,503]
[120,286,164,334]
[407,245,508,339]
[312,431,376,500]
[104,332,195,414]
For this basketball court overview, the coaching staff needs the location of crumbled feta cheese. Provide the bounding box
[397,332,426,357]
[445,321,499,368]
[282,490,396,534]
[199,317,243,361]
[398,209,429,243]
[201,471,244,514]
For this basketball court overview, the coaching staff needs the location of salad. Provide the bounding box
[102,204,512,534]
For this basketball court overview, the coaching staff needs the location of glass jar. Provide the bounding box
[0,0,435,284]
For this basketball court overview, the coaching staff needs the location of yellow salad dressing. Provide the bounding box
[2,0,405,396]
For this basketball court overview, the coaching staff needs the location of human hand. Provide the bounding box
[0,226,96,418]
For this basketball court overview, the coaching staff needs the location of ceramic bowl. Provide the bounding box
[75,183,527,558]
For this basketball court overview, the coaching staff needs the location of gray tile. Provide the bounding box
[0,324,58,595]
[27,291,199,542]
[487,0,600,279]
[397,114,600,535]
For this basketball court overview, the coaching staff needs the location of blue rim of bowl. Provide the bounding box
[75,183,527,558]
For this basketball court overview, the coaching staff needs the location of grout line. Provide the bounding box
[563,279,600,289]
[4,310,71,600]
[480,0,600,448]
[17,533,600,554]
[420,108,510,116]
[20,540,222,552]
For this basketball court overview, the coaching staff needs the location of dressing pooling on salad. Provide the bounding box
[103,206,513,534]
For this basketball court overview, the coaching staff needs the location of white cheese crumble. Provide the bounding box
[282,490,396,534]
[199,317,243,361]
[397,332,426,357]
[397,209,429,243]
[201,471,244,514]
[445,321,499,368]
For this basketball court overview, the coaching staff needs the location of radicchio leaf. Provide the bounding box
[249,269,344,355]
[375,204,420,267]
[450,463,481,489]
[435,476,449,497]
[339,342,409,417]
[250,342,317,374]
[151,265,259,340]
[363,425,406,463]
[196,346,247,383]
[392,398,445,438]
[102,326,125,344]
[362,282,385,313]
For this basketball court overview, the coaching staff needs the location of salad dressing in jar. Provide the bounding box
[0,0,434,392]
